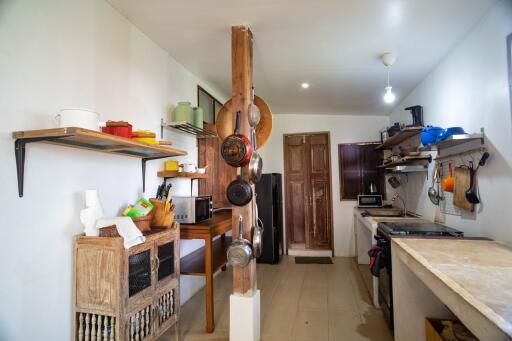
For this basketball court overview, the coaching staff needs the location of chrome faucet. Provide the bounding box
[392,193,407,217]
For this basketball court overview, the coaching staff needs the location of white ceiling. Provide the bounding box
[107,0,497,116]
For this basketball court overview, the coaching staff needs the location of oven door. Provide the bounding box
[377,235,394,331]
[194,196,213,223]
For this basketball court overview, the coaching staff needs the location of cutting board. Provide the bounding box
[453,167,474,211]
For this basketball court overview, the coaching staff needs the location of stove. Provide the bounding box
[374,221,463,332]
[378,221,464,237]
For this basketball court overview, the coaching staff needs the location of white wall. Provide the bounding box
[389,0,512,245]
[0,0,226,340]
[258,114,389,256]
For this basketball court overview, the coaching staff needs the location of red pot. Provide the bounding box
[221,111,252,167]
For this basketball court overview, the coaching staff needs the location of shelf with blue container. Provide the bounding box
[419,128,484,155]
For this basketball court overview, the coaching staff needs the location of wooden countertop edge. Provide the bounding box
[393,238,512,338]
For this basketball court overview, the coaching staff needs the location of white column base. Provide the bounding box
[229,289,260,341]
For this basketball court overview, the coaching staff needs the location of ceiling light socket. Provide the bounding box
[381,52,398,67]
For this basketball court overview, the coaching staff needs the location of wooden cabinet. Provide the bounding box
[73,226,180,341]
[338,143,384,200]
[198,137,236,208]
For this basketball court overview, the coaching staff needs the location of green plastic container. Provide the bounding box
[173,101,193,124]
[193,106,204,129]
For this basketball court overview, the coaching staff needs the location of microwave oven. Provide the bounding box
[173,196,213,224]
[357,194,383,208]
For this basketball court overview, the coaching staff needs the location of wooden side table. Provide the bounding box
[179,210,232,333]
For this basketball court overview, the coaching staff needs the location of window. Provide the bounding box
[338,143,384,200]
[197,85,223,124]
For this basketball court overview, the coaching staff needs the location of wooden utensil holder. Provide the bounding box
[150,199,175,228]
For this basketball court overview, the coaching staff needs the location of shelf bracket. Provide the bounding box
[14,137,64,198]
[142,156,169,193]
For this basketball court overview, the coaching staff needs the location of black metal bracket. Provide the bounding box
[142,156,169,193]
[14,137,64,197]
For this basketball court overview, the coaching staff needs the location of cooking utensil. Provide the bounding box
[466,152,490,204]
[368,181,378,194]
[437,127,466,142]
[248,88,261,127]
[421,126,444,146]
[216,95,273,148]
[164,160,180,172]
[388,176,401,189]
[227,215,253,268]
[252,201,264,258]
[55,109,100,131]
[226,175,253,206]
[442,163,454,192]
[180,163,196,173]
[453,166,474,211]
[248,129,262,183]
[221,111,253,167]
[428,166,440,205]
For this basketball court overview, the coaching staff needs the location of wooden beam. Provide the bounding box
[231,25,257,295]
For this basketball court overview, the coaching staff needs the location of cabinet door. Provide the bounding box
[155,230,180,290]
[127,245,153,298]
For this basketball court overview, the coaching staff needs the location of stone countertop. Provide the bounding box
[393,238,512,338]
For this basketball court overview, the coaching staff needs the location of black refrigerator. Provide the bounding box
[255,173,283,264]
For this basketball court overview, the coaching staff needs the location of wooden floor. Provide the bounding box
[158,256,393,341]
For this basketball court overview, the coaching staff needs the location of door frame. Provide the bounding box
[282,131,334,256]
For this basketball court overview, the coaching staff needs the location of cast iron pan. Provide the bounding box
[227,175,253,206]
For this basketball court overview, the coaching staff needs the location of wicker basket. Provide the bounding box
[132,213,153,232]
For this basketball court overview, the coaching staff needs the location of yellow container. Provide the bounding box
[132,137,158,144]
[164,160,180,171]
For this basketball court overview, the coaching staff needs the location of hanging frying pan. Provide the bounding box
[226,175,253,206]
[248,128,262,183]
[227,215,253,268]
[220,111,252,167]
[216,95,272,149]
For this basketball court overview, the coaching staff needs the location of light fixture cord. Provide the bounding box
[386,66,391,88]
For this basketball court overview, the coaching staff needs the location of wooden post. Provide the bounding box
[231,25,257,295]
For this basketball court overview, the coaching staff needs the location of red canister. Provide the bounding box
[102,121,132,138]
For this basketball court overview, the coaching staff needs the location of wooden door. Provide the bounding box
[284,133,333,251]
[309,134,332,249]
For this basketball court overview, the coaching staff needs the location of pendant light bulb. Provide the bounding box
[381,53,398,105]
[384,86,395,104]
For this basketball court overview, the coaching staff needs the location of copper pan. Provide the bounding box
[216,95,272,149]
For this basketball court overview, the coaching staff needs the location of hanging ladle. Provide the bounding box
[465,152,490,204]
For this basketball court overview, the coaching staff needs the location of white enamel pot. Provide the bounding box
[55,109,100,131]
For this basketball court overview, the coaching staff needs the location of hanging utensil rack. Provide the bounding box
[160,119,217,139]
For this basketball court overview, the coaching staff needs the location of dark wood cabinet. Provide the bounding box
[198,137,236,208]
[338,143,384,200]
[284,133,333,251]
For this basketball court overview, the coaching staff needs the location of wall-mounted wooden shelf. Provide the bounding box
[157,171,209,195]
[12,127,187,197]
[157,171,208,179]
[375,126,423,150]
[377,154,432,168]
